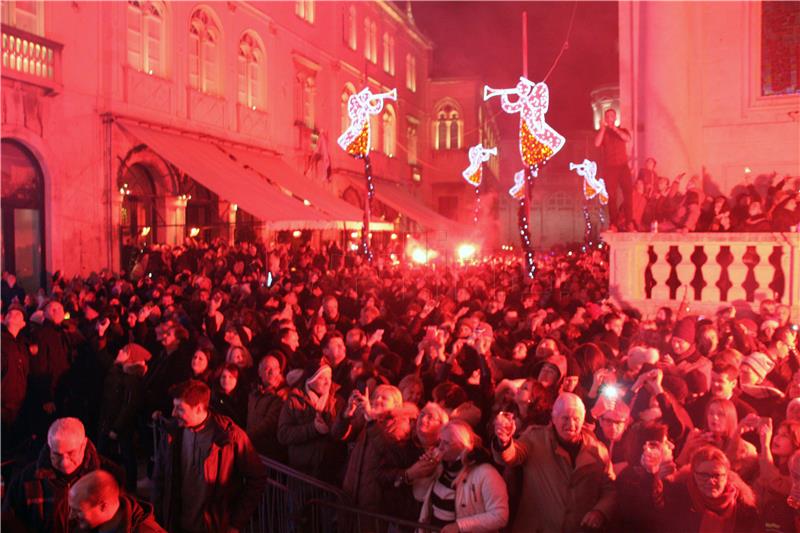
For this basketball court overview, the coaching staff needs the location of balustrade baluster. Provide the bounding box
[651,243,671,301]
[727,244,748,301]
[753,243,774,301]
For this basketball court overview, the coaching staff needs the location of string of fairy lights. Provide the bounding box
[335,5,599,275]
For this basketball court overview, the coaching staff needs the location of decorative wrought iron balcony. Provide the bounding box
[1,24,62,94]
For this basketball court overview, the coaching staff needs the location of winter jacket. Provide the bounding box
[2,440,122,533]
[98,363,145,438]
[339,416,419,518]
[1,326,29,424]
[493,424,616,533]
[210,385,247,429]
[152,412,267,532]
[71,493,166,533]
[143,343,192,415]
[277,386,346,483]
[29,320,71,404]
[246,385,288,461]
[413,461,509,533]
[660,477,759,533]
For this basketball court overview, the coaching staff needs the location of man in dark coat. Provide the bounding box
[68,470,165,533]
[28,301,72,438]
[2,304,30,452]
[2,418,123,533]
[152,380,267,533]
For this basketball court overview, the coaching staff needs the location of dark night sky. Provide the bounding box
[411,1,619,133]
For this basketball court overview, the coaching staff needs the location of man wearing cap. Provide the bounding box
[667,316,712,386]
[738,351,785,419]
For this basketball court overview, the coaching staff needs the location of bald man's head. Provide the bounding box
[48,418,87,476]
[68,470,120,529]
[552,393,586,442]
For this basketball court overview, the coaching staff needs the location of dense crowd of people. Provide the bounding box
[594,108,800,234]
[2,237,800,532]
[622,164,800,233]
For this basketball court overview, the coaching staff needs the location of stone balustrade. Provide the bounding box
[1,24,62,94]
[602,231,800,321]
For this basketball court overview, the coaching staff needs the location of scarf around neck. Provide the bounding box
[687,477,738,533]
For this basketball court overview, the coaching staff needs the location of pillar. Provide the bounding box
[165,195,187,245]
[217,201,236,245]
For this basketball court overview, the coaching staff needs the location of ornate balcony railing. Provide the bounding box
[1,24,62,93]
[603,232,800,320]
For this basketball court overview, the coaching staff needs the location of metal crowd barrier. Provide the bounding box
[152,422,440,532]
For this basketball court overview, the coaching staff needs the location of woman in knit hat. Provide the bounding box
[97,343,150,491]
[277,359,345,483]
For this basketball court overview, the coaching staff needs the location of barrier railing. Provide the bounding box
[603,231,800,320]
[152,423,440,532]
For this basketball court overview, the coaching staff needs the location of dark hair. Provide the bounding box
[220,362,240,379]
[432,382,468,411]
[322,331,344,349]
[712,363,739,381]
[169,380,211,408]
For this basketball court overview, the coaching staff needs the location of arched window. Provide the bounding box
[119,163,157,246]
[2,140,46,290]
[369,112,380,152]
[405,54,416,92]
[364,18,376,63]
[126,1,166,77]
[406,118,418,164]
[296,70,316,128]
[433,101,463,150]
[382,104,396,156]
[295,0,314,24]
[382,33,395,75]
[343,6,357,50]
[188,8,222,95]
[340,83,356,136]
[237,31,265,109]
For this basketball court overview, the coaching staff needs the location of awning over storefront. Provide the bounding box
[117,121,343,230]
[364,177,465,240]
[220,145,392,231]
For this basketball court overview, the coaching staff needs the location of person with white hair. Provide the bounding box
[492,393,616,532]
[2,417,121,533]
[413,419,509,532]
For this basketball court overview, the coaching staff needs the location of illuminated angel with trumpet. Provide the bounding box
[462,144,497,187]
[509,168,537,200]
[570,159,608,204]
[337,87,397,157]
[484,77,565,168]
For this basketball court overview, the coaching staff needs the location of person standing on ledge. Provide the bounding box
[595,108,632,229]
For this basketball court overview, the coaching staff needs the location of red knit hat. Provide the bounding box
[672,317,696,344]
[123,343,152,364]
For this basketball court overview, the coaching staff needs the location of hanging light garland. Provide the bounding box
[462,144,497,224]
[570,159,608,245]
[337,86,397,261]
[485,77,565,278]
